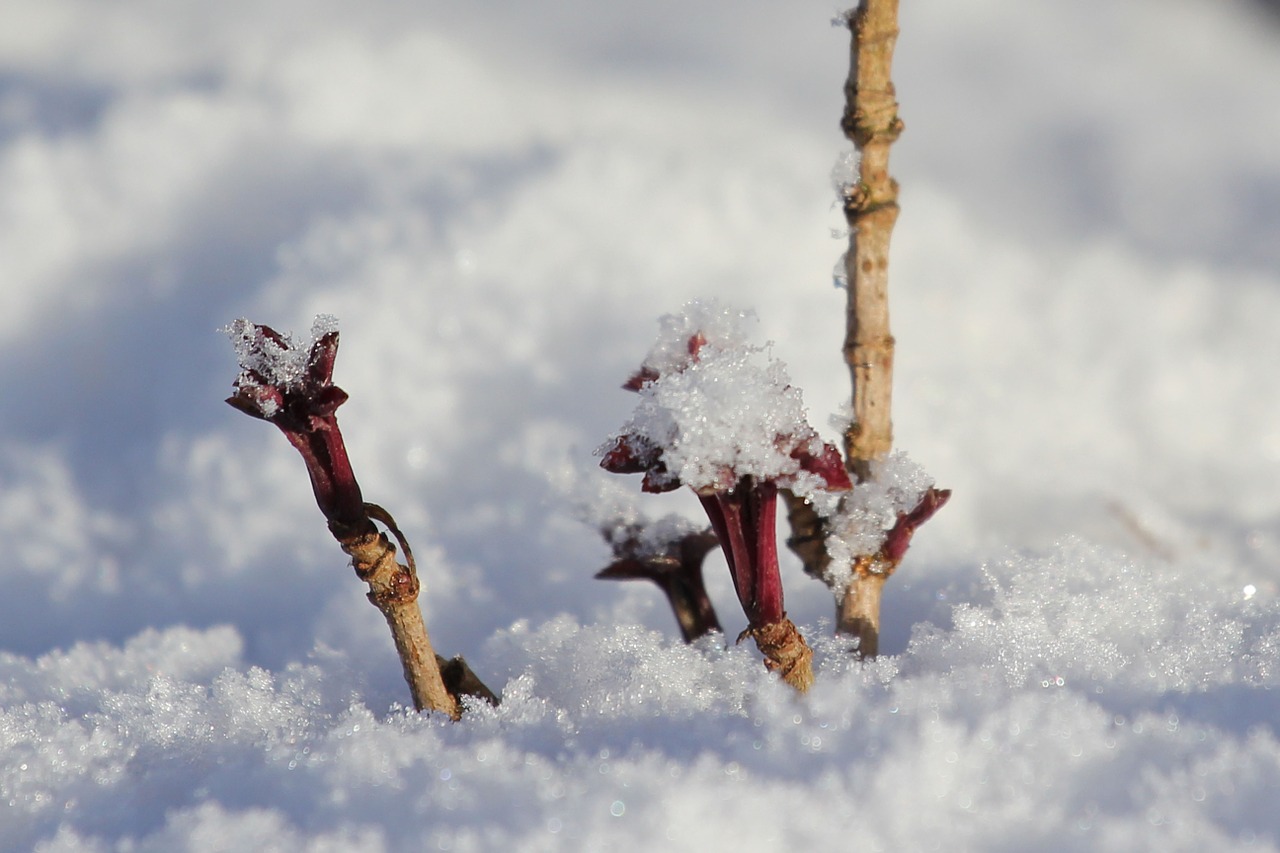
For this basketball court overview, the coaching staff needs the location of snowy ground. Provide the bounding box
[3,0,1280,849]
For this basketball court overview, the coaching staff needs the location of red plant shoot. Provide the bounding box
[599,301,851,690]
[224,316,477,718]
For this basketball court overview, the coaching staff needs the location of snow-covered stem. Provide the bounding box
[835,487,951,651]
[841,0,902,479]
[598,304,846,688]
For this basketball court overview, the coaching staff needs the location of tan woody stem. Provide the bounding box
[837,558,890,657]
[842,0,901,479]
[332,507,459,719]
[837,0,903,655]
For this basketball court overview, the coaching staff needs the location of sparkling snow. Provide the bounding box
[2,0,1280,850]
[224,314,339,399]
[600,299,839,495]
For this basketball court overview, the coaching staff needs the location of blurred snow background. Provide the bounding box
[2,0,1279,849]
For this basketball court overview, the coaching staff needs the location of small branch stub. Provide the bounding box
[596,522,724,643]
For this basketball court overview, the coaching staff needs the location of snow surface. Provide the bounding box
[3,0,1280,850]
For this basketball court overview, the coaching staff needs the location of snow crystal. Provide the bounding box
[633,299,761,380]
[832,251,849,289]
[599,511,704,561]
[222,314,339,392]
[632,514,703,557]
[563,469,649,531]
[830,149,860,202]
[557,462,707,559]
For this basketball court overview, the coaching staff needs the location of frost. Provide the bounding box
[631,355,807,490]
[633,299,761,380]
[562,469,706,560]
[830,149,860,202]
[832,251,849,289]
[600,512,703,561]
[222,314,339,397]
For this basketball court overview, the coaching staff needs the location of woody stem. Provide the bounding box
[330,519,459,719]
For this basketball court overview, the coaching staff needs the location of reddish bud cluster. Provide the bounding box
[601,331,851,633]
[226,322,366,531]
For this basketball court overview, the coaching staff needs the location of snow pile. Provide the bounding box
[908,540,1280,697]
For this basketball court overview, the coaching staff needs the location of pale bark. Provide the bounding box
[841,0,902,480]
[836,561,888,656]
[838,0,904,655]
[334,514,459,719]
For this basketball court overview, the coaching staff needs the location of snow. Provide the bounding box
[599,299,837,495]
[224,314,339,395]
[829,149,860,206]
[632,300,762,381]
[3,0,1280,850]
[822,452,935,592]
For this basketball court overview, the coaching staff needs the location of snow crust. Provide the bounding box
[2,0,1280,850]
